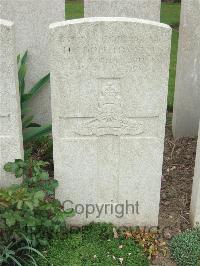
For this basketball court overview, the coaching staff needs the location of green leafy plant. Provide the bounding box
[17,51,52,144]
[1,159,73,249]
[4,159,57,196]
[36,223,149,266]
[170,227,200,266]
[0,185,72,248]
[0,233,45,266]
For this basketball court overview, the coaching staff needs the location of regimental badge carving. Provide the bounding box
[75,79,144,136]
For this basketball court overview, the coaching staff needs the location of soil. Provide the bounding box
[153,114,197,265]
[160,126,197,234]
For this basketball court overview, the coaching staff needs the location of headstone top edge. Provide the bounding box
[0,18,14,27]
[49,17,171,31]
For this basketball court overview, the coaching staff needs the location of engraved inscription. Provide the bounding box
[75,79,144,136]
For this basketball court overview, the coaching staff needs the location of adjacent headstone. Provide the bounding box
[0,19,23,187]
[84,0,161,21]
[190,124,200,226]
[172,0,200,137]
[50,18,171,226]
[0,0,65,124]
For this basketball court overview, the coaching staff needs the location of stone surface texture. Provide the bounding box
[190,124,200,225]
[84,0,161,21]
[0,19,23,187]
[50,17,171,226]
[173,0,200,137]
[0,0,64,124]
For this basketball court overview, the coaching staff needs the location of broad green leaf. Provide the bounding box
[18,51,28,98]
[21,106,31,115]
[21,93,33,104]
[21,100,29,108]
[18,71,26,99]
[15,168,24,178]
[28,73,50,97]
[28,122,41,128]
[22,115,34,129]
[15,159,26,168]
[4,162,18,173]
[17,54,20,64]
[34,191,45,201]
[20,73,50,105]
[18,64,26,87]
[21,50,28,65]
[25,201,34,210]
[20,79,25,97]
[17,200,23,209]
[23,124,52,143]
[6,216,16,227]
[39,172,49,180]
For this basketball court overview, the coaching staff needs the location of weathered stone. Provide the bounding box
[190,124,200,226]
[0,0,64,124]
[173,0,200,137]
[0,19,23,187]
[84,0,161,21]
[50,18,171,226]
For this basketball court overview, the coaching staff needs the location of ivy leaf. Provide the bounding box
[15,159,26,167]
[17,200,23,209]
[25,201,34,210]
[4,162,18,173]
[39,172,49,180]
[34,191,45,201]
[26,217,37,227]
[6,216,16,227]
[15,168,24,178]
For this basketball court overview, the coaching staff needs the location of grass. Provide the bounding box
[161,3,181,111]
[65,0,84,19]
[167,30,179,111]
[170,227,200,266]
[160,3,181,26]
[65,1,181,111]
[37,224,149,265]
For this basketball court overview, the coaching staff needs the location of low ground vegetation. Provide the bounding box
[0,158,71,265]
[18,51,52,144]
[170,227,200,266]
[36,224,149,266]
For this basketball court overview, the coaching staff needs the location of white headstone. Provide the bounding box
[84,0,161,21]
[190,124,200,226]
[50,18,171,226]
[173,0,200,137]
[0,0,65,124]
[0,19,23,187]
